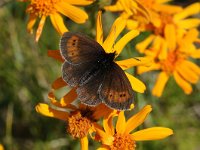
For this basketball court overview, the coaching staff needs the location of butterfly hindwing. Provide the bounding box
[76,70,105,106]
[99,62,134,110]
[60,32,105,64]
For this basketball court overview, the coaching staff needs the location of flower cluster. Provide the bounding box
[18,0,200,149]
[105,0,200,97]
[35,10,172,149]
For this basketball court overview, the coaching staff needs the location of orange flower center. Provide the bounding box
[110,134,136,150]
[67,111,92,139]
[26,0,60,17]
[160,50,185,73]
[154,13,173,36]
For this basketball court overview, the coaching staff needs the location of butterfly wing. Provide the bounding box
[60,32,105,64]
[62,59,104,87]
[76,70,105,106]
[99,63,134,110]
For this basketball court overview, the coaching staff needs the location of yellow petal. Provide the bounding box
[179,29,199,47]
[97,145,110,150]
[152,72,169,97]
[115,30,139,56]
[173,2,200,21]
[95,128,114,145]
[126,19,139,30]
[48,88,77,110]
[182,60,200,75]
[125,72,146,93]
[80,136,88,150]
[195,39,200,43]
[35,103,68,121]
[104,1,123,12]
[35,16,46,42]
[156,0,172,4]
[158,39,168,60]
[131,127,173,141]
[180,43,196,54]
[103,17,126,53]
[136,35,155,53]
[164,24,176,51]
[151,36,162,51]
[176,63,199,84]
[177,19,200,29]
[60,88,77,106]
[153,4,182,14]
[51,77,67,89]
[27,13,37,34]
[48,50,64,62]
[0,144,4,150]
[56,2,88,23]
[125,105,152,134]
[116,57,153,70]
[191,49,200,58]
[134,0,151,22]
[65,0,94,5]
[137,63,161,74]
[103,111,116,136]
[120,0,134,15]
[50,13,68,35]
[48,91,77,109]
[116,111,126,134]
[173,71,192,94]
[96,11,103,46]
[150,12,161,27]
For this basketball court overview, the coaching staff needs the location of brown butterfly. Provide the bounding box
[60,32,134,110]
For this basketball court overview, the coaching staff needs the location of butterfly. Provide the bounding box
[60,32,134,110]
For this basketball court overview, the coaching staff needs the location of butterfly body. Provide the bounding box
[101,52,116,68]
[60,32,134,110]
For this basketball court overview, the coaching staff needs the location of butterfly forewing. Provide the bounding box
[99,63,134,110]
[62,60,103,87]
[60,32,105,64]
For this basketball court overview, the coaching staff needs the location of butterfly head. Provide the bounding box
[107,51,117,61]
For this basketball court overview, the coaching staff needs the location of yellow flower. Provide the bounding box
[136,2,200,53]
[95,105,173,150]
[137,28,200,97]
[25,0,94,41]
[104,0,150,29]
[127,0,183,30]
[104,0,184,31]
[36,87,113,150]
[0,144,4,150]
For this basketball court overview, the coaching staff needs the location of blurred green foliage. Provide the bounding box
[0,0,200,150]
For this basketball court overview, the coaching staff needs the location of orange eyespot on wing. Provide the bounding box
[99,62,134,110]
[60,32,105,64]
[66,35,79,57]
